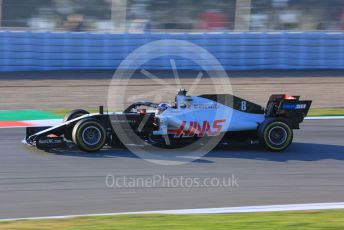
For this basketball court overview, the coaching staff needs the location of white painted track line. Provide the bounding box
[1,202,344,222]
[305,116,344,120]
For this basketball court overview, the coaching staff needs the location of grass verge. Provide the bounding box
[0,110,61,121]
[307,108,344,117]
[1,210,344,230]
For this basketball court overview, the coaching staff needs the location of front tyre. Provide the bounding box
[72,118,107,152]
[258,118,293,151]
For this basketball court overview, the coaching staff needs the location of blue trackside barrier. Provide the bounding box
[0,31,343,72]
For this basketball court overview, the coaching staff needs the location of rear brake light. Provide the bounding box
[283,94,296,100]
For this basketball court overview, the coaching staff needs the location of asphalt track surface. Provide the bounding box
[0,119,343,219]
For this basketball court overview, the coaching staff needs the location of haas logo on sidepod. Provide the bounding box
[169,120,226,138]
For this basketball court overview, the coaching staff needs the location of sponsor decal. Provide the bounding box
[168,119,226,137]
[168,109,182,113]
[111,120,136,124]
[282,104,296,109]
[296,104,307,109]
[38,138,63,144]
[282,104,307,110]
[192,103,219,110]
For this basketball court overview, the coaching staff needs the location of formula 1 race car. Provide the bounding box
[24,89,311,152]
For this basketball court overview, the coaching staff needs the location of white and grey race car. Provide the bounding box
[24,89,311,152]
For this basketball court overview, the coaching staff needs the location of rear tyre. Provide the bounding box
[258,118,293,151]
[72,118,107,152]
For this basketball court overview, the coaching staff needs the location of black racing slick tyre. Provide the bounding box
[72,118,107,152]
[258,118,293,152]
[63,109,89,122]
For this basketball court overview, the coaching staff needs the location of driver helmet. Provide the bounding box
[158,103,171,110]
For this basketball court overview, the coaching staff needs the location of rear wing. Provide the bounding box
[265,94,312,129]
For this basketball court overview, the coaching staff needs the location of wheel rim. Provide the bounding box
[268,126,288,146]
[81,126,102,146]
